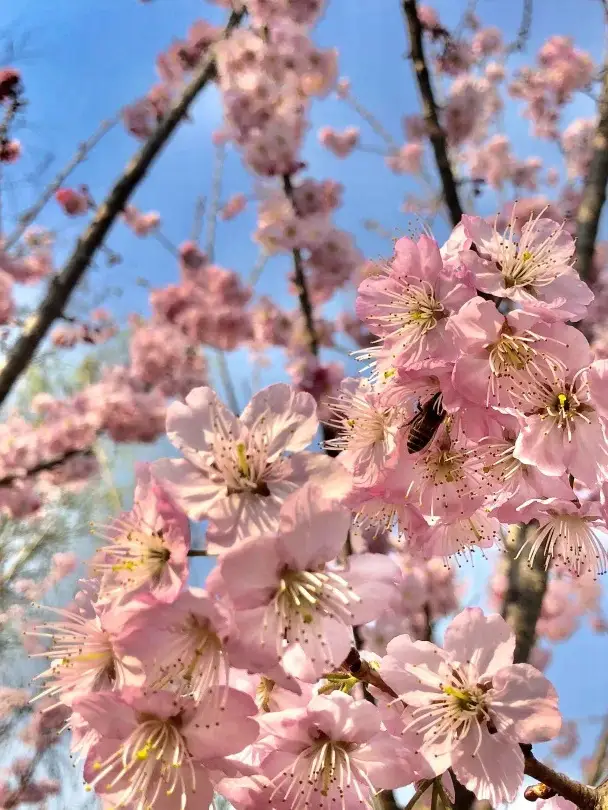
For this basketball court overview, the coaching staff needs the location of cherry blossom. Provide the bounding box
[380,608,561,805]
[153,383,333,548]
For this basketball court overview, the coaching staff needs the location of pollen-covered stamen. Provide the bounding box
[29,608,117,706]
[269,737,376,810]
[87,716,196,810]
[523,516,608,578]
[152,614,229,704]
[93,517,172,592]
[208,406,279,498]
[373,277,445,351]
[515,366,594,443]
[255,676,275,712]
[325,391,395,454]
[493,212,570,292]
[400,662,492,750]
[263,569,361,662]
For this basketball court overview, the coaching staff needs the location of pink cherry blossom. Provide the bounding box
[324,378,401,486]
[30,594,145,708]
[153,383,333,548]
[380,608,561,805]
[259,691,416,810]
[213,484,401,681]
[318,126,359,158]
[514,353,608,487]
[460,213,593,320]
[74,687,258,810]
[118,587,237,703]
[522,498,608,577]
[356,234,473,369]
[93,464,190,604]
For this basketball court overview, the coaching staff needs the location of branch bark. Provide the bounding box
[523,746,601,810]
[0,9,244,410]
[282,173,319,357]
[400,0,464,228]
[576,60,608,286]
[501,521,548,664]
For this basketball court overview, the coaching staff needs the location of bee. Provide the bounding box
[406,392,446,454]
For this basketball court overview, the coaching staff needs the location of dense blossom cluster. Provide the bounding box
[33,206,608,810]
[2,1,608,808]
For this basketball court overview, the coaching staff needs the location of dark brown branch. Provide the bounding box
[500,522,548,664]
[400,0,464,228]
[0,447,94,489]
[0,9,244,410]
[282,173,319,357]
[576,62,608,286]
[522,746,600,810]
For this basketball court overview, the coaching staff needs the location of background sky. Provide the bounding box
[0,0,606,802]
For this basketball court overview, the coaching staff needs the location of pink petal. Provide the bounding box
[443,608,515,678]
[490,663,562,742]
[452,727,524,805]
[240,383,318,459]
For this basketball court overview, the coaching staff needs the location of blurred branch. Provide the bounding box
[0,447,94,490]
[501,522,547,664]
[5,114,119,251]
[282,174,319,357]
[192,195,206,244]
[400,0,464,228]
[0,8,245,410]
[576,61,608,286]
[506,0,534,54]
[205,141,225,262]
[587,715,608,787]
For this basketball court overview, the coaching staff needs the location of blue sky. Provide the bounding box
[0,0,607,796]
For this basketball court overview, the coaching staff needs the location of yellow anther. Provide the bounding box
[236,442,250,477]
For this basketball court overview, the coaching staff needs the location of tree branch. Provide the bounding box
[0,9,244,410]
[282,173,319,357]
[501,522,548,664]
[0,447,95,489]
[576,60,608,286]
[400,0,464,228]
[522,746,600,810]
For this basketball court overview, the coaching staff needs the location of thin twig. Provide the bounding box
[576,61,608,286]
[400,0,464,228]
[5,114,119,251]
[0,9,244,410]
[213,349,240,415]
[340,92,397,149]
[248,251,269,286]
[506,0,534,54]
[191,195,206,244]
[205,142,225,262]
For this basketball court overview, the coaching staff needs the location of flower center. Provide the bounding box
[94,526,172,592]
[488,333,532,375]
[275,569,358,626]
[153,614,228,703]
[88,717,196,810]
